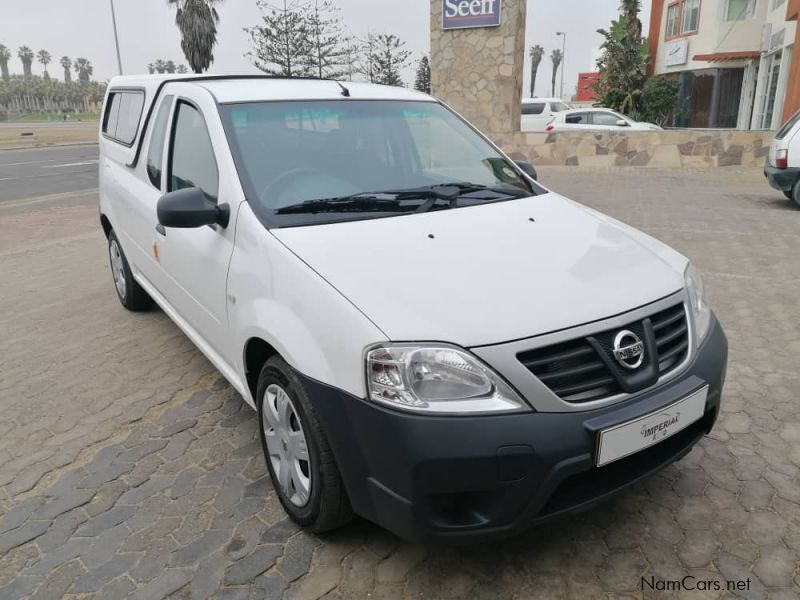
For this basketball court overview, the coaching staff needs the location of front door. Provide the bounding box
[154,88,240,362]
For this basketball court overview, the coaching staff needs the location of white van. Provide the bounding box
[99,75,727,542]
[520,98,570,132]
[765,109,800,208]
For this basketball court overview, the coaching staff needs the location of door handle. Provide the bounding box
[155,224,166,236]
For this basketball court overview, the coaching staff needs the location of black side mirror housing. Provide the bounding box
[514,160,538,181]
[157,187,230,229]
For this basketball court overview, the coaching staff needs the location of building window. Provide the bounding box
[773,0,786,11]
[682,0,701,33]
[665,0,701,38]
[666,3,680,37]
[725,0,755,20]
[675,68,744,128]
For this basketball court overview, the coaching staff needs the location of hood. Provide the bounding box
[272,193,685,347]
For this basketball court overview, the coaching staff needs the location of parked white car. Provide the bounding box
[99,75,726,543]
[764,109,800,208]
[520,98,571,132]
[546,108,663,132]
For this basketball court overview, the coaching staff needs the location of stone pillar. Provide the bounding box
[430,0,526,134]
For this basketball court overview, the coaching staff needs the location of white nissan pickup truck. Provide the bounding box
[98,75,727,543]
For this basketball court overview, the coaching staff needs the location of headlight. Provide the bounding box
[366,344,529,414]
[684,263,711,343]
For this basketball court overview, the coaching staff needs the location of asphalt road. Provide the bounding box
[0,145,99,203]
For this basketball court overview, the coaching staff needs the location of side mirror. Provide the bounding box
[157,187,230,229]
[514,160,538,181]
[616,119,630,127]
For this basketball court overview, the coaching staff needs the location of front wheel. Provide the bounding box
[256,356,353,532]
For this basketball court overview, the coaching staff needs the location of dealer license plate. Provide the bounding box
[596,387,708,467]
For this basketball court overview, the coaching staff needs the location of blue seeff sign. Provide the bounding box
[442,0,502,30]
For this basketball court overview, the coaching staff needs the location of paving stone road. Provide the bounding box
[1,163,799,599]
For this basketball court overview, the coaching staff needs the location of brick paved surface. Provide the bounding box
[0,166,799,599]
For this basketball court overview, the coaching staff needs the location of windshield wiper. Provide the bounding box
[273,183,530,216]
[412,182,530,213]
[274,194,407,215]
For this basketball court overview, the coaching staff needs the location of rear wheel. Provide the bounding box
[792,180,800,209]
[256,356,353,532]
[108,231,152,311]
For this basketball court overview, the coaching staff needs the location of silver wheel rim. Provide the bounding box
[109,239,127,299]
[262,384,311,507]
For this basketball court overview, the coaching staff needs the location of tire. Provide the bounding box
[792,181,800,209]
[256,356,353,533]
[107,231,152,311]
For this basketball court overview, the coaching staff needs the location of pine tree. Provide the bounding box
[357,33,378,83]
[341,39,361,82]
[304,0,349,79]
[246,0,313,77]
[414,56,430,94]
[366,33,410,87]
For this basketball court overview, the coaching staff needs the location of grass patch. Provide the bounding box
[10,112,100,123]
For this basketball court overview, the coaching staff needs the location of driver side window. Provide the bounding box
[168,101,219,204]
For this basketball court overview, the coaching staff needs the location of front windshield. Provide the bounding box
[220,100,539,227]
[551,102,570,112]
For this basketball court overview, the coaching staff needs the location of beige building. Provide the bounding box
[648,0,797,129]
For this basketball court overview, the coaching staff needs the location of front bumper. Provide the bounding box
[302,316,727,543]
[764,164,800,192]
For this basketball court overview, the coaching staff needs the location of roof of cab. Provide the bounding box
[107,74,434,104]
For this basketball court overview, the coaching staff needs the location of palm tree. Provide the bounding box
[147,63,156,74]
[550,49,563,97]
[622,0,642,39]
[60,56,72,83]
[154,59,167,73]
[0,45,11,81]
[529,45,544,98]
[74,58,93,84]
[18,46,34,77]
[176,64,189,74]
[37,50,52,80]
[167,0,222,73]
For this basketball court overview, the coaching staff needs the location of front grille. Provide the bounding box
[517,303,690,404]
[651,303,690,373]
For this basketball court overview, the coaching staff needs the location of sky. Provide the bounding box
[2,0,651,100]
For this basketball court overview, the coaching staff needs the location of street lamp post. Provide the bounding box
[556,31,566,100]
[110,0,123,75]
